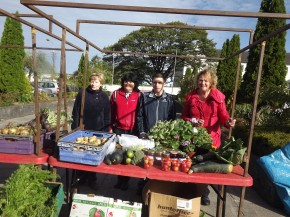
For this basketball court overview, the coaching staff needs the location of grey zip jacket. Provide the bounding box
[137,90,176,136]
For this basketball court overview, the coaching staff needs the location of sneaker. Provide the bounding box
[201,196,210,206]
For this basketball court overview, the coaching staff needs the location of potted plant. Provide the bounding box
[148,119,213,154]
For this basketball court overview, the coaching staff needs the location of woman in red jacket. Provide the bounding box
[110,73,141,190]
[181,68,236,205]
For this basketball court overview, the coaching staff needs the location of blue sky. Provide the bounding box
[1,0,290,74]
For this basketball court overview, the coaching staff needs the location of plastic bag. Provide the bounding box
[117,134,155,149]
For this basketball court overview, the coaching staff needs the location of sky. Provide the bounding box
[1,0,290,74]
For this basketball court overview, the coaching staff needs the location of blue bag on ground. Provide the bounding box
[257,142,290,215]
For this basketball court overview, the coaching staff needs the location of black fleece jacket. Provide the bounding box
[71,86,110,131]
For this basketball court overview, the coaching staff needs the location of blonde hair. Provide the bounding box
[195,68,218,88]
[89,72,105,84]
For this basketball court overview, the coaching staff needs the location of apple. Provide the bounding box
[127,150,134,158]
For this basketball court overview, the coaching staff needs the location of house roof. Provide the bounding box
[238,51,290,65]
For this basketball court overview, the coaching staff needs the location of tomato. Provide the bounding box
[162,157,171,166]
[148,159,154,166]
[144,164,150,169]
[171,165,180,171]
[162,164,169,171]
[182,160,191,168]
[182,167,189,173]
[143,156,149,164]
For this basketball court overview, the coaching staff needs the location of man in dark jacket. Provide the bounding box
[136,73,176,193]
[137,73,176,138]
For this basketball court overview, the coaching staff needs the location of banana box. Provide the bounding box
[107,199,142,217]
[69,193,113,217]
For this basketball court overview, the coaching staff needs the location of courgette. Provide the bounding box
[188,161,233,174]
[192,151,216,163]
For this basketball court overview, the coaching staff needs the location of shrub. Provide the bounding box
[233,125,290,157]
[0,92,19,106]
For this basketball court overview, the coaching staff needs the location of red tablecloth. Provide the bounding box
[0,152,49,164]
[48,156,253,187]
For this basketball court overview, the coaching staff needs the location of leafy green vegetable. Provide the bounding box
[213,137,247,165]
[131,150,145,166]
[0,164,59,217]
[148,119,212,152]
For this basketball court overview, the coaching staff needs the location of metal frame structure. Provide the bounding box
[0,9,83,156]
[15,1,290,216]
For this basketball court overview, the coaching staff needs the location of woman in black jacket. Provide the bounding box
[71,72,110,190]
[71,72,110,131]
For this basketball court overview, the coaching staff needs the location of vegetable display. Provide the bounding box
[188,161,233,174]
[213,137,247,166]
[0,123,34,136]
[0,164,59,217]
[40,108,71,131]
[148,119,212,152]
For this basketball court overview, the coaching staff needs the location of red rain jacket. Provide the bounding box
[110,89,140,131]
[181,88,230,148]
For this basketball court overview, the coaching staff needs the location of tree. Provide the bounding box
[0,12,31,97]
[239,0,287,104]
[75,53,91,89]
[103,21,217,84]
[90,55,113,84]
[178,67,198,103]
[24,51,53,81]
[216,34,242,101]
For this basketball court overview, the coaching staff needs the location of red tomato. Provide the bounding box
[162,158,171,166]
[182,167,189,173]
[171,165,180,171]
[144,164,150,169]
[144,156,149,164]
[182,160,191,168]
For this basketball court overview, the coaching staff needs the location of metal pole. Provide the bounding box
[238,41,266,217]
[31,27,41,156]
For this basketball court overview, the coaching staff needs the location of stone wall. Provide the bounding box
[0,100,74,120]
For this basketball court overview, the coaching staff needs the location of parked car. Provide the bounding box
[39,81,59,96]
[30,82,51,94]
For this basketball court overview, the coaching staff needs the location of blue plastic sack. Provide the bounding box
[257,143,290,187]
[257,142,290,215]
[275,183,290,215]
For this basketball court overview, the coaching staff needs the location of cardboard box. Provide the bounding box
[69,194,142,217]
[107,199,142,217]
[143,180,205,217]
[69,194,113,217]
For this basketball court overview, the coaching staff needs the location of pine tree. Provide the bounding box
[76,53,91,89]
[0,12,31,97]
[217,34,242,101]
[239,0,287,103]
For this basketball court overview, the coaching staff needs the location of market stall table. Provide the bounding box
[0,151,49,165]
[48,156,252,217]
